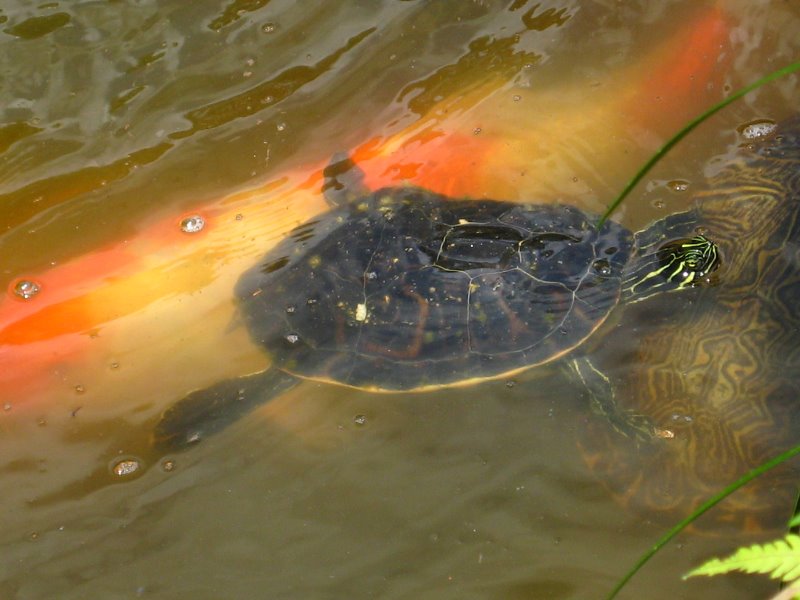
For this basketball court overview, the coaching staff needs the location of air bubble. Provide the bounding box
[670,413,693,423]
[512,94,521,102]
[180,215,205,233]
[505,380,516,388]
[285,304,296,314]
[3,403,11,411]
[652,199,665,209]
[354,414,367,426]
[161,459,176,472]
[473,127,482,135]
[285,333,300,344]
[592,259,612,276]
[276,122,286,132]
[13,280,40,299]
[738,119,776,140]
[666,180,689,193]
[262,22,276,33]
[74,384,85,394]
[112,458,141,477]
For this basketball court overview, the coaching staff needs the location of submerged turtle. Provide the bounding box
[577,115,800,529]
[153,150,721,452]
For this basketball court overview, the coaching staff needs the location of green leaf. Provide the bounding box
[788,513,800,529]
[684,534,800,583]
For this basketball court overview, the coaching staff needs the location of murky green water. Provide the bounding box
[1,1,799,598]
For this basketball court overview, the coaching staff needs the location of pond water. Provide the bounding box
[1,1,799,598]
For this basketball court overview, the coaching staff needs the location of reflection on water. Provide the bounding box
[0,0,799,598]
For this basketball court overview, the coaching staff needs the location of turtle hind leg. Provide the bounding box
[567,357,656,442]
[153,368,298,453]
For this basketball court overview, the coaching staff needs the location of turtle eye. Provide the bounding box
[657,235,720,284]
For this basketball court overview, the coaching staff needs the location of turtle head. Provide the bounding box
[623,234,720,303]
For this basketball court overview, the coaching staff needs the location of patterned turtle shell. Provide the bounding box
[236,189,632,392]
[578,115,800,531]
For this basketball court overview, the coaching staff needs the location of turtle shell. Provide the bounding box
[236,187,632,392]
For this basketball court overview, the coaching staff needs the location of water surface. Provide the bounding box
[1,1,799,598]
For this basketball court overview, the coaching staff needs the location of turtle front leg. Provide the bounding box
[567,356,656,442]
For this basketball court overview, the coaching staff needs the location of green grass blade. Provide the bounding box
[606,443,800,600]
[597,60,800,228]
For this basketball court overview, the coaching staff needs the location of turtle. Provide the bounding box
[153,148,722,453]
[573,114,800,530]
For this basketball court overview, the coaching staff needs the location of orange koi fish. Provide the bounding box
[0,4,733,418]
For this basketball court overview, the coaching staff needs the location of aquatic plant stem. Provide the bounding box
[597,60,800,227]
[606,443,800,600]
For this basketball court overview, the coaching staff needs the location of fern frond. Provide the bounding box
[685,534,800,583]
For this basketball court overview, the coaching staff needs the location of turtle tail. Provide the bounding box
[152,368,298,453]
